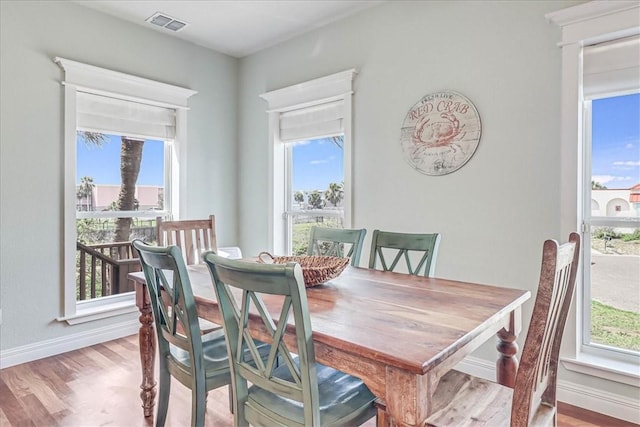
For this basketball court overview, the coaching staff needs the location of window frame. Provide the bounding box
[260,70,356,255]
[55,57,196,324]
[546,1,640,385]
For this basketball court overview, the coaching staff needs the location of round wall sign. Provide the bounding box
[400,91,481,176]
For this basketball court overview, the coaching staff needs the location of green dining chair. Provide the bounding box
[202,252,378,427]
[368,229,441,276]
[132,240,272,427]
[307,226,367,266]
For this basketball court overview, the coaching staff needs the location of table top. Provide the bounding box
[131,264,530,376]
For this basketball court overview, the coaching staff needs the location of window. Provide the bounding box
[55,57,196,324]
[547,2,640,386]
[287,135,345,254]
[582,36,640,360]
[260,70,356,255]
[75,132,168,301]
[582,91,640,358]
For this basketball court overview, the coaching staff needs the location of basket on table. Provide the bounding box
[257,252,350,288]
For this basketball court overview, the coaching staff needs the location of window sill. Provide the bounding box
[561,353,640,387]
[56,293,138,325]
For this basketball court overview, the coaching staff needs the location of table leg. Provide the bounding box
[496,308,522,388]
[382,367,435,426]
[137,285,156,417]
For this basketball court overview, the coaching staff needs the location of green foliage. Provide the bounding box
[292,222,315,255]
[78,131,106,147]
[591,300,640,351]
[324,182,344,207]
[621,229,640,242]
[591,180,607,189]
[307,190,325,209]
[592,227,619,239]
[76,218,110,244]
[294,191,304,204]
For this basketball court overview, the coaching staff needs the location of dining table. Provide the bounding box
[130,263,530,426]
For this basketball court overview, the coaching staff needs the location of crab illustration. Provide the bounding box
[412,112,466,148]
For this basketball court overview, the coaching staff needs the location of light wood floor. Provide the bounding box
[0,334,636,427]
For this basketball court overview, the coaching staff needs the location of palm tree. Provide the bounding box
[77,176,95,211]
[114,137,144,242]
[80,131,106,147]
[308,190,325,210]
[329,135,344,149]
[77,132,105,212]
[592,181,607,189]
[324,182,344,207]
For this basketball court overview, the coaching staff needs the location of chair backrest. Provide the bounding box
[202,253,322,425]
[156,215,217,265]
[132,239,203,371]
[306,226,367,266]
[368,229,441,276]
[511,232,580,426]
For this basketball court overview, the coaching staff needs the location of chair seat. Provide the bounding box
[426,370,513,427]
[170,330,273,388]
[168,330,232,387]
[246,360,377,427]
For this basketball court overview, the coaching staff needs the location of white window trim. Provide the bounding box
[54,57,196,324]
[546,1,640,384]
[260,70,356,255]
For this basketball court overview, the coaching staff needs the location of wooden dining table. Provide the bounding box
[130,264,530,426]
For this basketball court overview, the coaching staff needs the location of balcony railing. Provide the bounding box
[76,241,141,301]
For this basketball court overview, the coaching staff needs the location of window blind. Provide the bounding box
[279,100,344,143]
[583,35,640,99]
[76,91,176,140]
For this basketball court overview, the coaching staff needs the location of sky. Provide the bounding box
[591,92,640,190]
[291,137,343,192]
[76,134,164,185]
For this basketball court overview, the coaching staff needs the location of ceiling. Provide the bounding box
[74,1,384,58]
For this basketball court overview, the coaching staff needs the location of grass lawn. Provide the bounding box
[591,300,640,351]
[292,219,342,255]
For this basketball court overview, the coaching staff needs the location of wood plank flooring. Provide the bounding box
[0,334,636,427]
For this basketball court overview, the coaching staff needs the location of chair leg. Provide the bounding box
[228,384,234,414]
[156,368,171,427]
[192,381,207,427]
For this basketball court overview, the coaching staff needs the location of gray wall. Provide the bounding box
[0,1,239,349]
[237,0,636,399]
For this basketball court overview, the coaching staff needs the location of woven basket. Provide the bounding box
[257,252,349,288]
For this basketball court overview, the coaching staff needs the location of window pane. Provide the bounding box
[591,93,640,193]
[75,132,166,301]
[588,226,640,352]
[289,136,344,255]
[586,93,640,354]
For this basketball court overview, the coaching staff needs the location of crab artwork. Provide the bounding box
[412,111,466,148]
[400,91,482,176]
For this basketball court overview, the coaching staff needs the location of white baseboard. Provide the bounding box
[457,356,640,425]
[0,320,139,369]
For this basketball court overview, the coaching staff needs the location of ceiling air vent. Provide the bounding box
[146,12,188,32]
